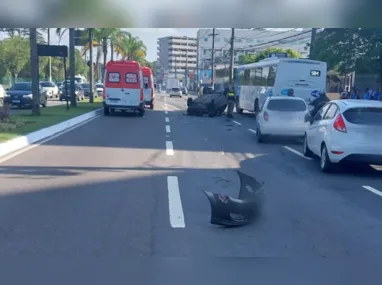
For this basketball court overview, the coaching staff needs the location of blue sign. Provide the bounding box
[199,70,212,82]
[311,90,319,97]
[268,53,288,58]
[281,88,288,95]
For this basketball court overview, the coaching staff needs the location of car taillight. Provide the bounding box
[333,113,347,133]
[140,89,143,101]
[263,111,269,121]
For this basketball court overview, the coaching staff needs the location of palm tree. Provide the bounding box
[114,34,147,64]
[55,28,68,44]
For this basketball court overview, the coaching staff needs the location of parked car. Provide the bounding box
[59,83,85,101]
[0,84,5,106]
[95,83,103,97]
[169,87,182,98]
[303,99,382,172]
[40,81,59,98]
[81,82,97,98]
[4,82,47,108]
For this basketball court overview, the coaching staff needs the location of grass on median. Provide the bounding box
[0,97,103,143]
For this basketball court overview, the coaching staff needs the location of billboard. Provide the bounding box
[199,70,212,84]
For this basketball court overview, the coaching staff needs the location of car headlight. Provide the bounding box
[23,94,32,98]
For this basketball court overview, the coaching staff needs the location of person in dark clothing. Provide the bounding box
[310,91,330,118]
[287,88,295,96]
[226,84,235,118]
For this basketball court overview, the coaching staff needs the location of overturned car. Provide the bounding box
[187,92,228,117]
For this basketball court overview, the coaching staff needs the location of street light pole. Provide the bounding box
[89,28,94,103]
[30,28,40,116]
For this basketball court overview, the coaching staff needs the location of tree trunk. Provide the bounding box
[29,28,40,116]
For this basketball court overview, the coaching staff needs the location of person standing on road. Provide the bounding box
[225,84,235,118]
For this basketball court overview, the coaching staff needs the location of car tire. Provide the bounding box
[256,126,264,143]
[303,134,313,157]
[236,107,243,114]
[320,144,334,173]
[138,109,145,117]
[149,104,154,110]
[104,107,110,116]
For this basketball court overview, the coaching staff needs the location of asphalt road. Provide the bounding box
[1,92,382,281]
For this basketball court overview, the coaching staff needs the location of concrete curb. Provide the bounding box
[0,108,102,159]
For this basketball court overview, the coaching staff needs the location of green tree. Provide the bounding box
[0,37,30,82]
[114,34,147,64]
[238,47,301,65]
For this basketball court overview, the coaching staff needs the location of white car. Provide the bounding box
[256,96,309,143]
[169,87,182,98]
[95,83,104,96]
[40,81,59,98]
[0,84,5,106]
[303,99,382,172]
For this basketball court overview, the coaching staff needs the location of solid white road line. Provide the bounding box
[283,146,313,160]
[232,120,242,126]
[167,176,185,228]
[166,125,171,133]
[165,117,169,123]
[166,141,174,155]
[0,114,101,164]
[248,128,257,134]
[362,186,382,198]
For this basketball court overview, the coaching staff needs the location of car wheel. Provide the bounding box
[149,104,154,110]
[320,144,334,173]
[303,134,313,157]
[256,126,264,143]
[138,109,145,117]
[104,107,110,116]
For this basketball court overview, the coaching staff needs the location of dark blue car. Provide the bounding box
[4,82,47,108]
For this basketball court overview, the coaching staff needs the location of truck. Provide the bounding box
[166,78,180,93]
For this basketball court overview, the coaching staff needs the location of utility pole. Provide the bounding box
[69,28,77,107]
[89,28,94,103]
[196,36,200,87]
[229,28,235,84]
[48,28,52,81]
[309,28,317,59]
[211,28,216,87]
[29,28,40,116]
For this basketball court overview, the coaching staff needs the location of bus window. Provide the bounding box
[239,70,245,85]
[244,69,250,84]
[267,65,277,87]
[261,66,269,86]
[254,68,262,85]
[250,69,256,85]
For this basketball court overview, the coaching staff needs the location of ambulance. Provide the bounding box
[103,60,145,116]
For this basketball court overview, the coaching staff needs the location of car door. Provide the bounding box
[317,103,339,146]
[307,103,331,155]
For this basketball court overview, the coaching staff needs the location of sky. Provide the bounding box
[50,28,200,62]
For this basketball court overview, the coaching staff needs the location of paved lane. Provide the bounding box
[1,92,382,260]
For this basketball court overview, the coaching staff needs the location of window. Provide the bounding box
[125,73,138,83]
[261,67,269,86]
[249,69,256,85]
[239,70,245,85]
[244,70,250,85]
[254,68,262,85]
[343,107,382,126]
[314,103,331,121]
[323,104,338,119]
[143,76,149,84]
[267,99,307,112]
[108,72,120,83]
[204,37,208,42]
[267,65,277,87]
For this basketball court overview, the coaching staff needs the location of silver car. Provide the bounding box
[256,96,309,143]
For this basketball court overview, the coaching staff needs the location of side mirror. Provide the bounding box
[144,83,148,89]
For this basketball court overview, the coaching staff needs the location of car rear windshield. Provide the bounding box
[82,83,90,88]
[172,88,180,91]
[40,82,55,87]
[267,99,307,112]
[343,107,382,125]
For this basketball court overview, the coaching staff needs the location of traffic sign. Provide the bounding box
[37,45,68,57]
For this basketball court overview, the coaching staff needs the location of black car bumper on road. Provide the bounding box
[103,101,145,111]
[4,96,33,108]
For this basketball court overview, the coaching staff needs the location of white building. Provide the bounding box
[196,28,312,73]
[157,36,197,83]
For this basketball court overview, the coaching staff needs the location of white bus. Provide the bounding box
[234,58,327,114]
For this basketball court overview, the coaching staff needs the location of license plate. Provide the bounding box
[12,100,20,103]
